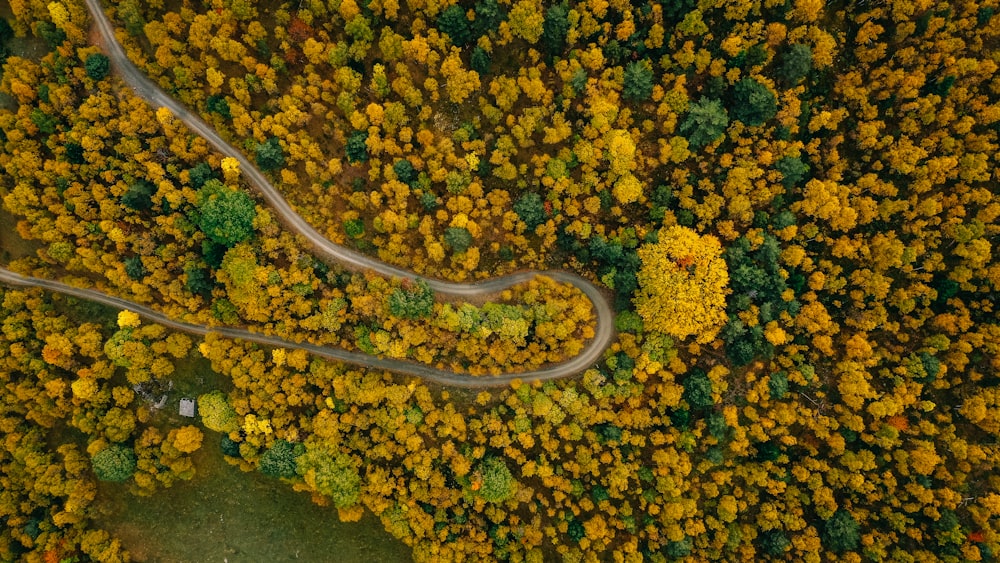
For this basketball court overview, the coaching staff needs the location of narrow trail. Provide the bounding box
[0,0,618,387]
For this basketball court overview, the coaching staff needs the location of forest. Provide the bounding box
[0,0,999,561]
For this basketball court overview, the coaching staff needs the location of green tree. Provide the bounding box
[188,162,217,189]
[471,46,491,74]
[259,440,304,479]
[473,0,506,35]
[623,61,654,102]
[393,159,417,185]
[444,226,473,253]
[477,457,517,503]
[679,97,729,148]
[85,53,111,80]
[388,280,435,319]
[255,137,285,171]
[513,192,546,230]
[758,529,790,556]
[91,445,137,483]
[775,156,809,188]
[822,509,861,554]
[438,5,473,47]
[682,369,713,409]
[206,95,231,119]
[346,130,369,163]
[542,3,570,56]
[296,450,362,508]
[778,44,812,84]
[195,180,257,247]
[122,180,156,211]
[124,256,147,280]
[731,78,777,126]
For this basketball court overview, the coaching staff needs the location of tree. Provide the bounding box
[476,457,517,503]
[198,390,239,433]
[473,0,506,35]
[92,445,137,482]
[623,61,654,102]
[296,450,362,508]
[393,159,417,185]
[775,156,809,188]
[679,98,729,148]
[542,3,570,56]
[346,130,369,163]
[759,530,790,556]
[682,369,713,409]
[85,53,110,80]
[471,47,491,74]
[259,439,303,478]
[438,5,473,47]
[822,509,861,553]
[188,162,217,189]
[731,78,777,126]
[444,226,473,253]
[388,280,434,319]
[779,44,812,84]
[255,137,285,171]
[124,256,146,280]
[122,180,156,211]
[195,180,257,246]
[514,192,547,231]
[634,226,729,343]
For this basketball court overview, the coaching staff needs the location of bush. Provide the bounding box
[623,61,654,102]
[731,78,777,126]
[85,53,110,80]
[92,445,137,482]
[255,137,285,171]
[679,97,729,148]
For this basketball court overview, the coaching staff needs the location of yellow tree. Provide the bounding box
[634,226,730,343]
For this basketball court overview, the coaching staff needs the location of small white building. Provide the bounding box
[179,398,196,417]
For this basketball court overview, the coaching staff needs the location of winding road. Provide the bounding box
[0,0,616,387]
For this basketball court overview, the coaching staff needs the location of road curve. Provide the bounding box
[9,0,616,385]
